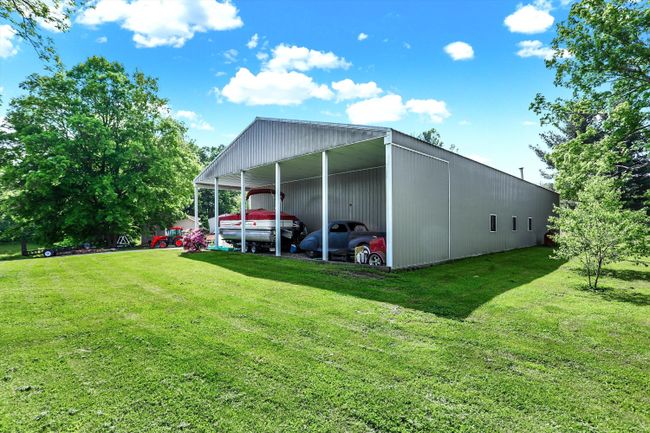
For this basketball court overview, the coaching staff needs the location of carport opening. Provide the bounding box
[198,137,388,266]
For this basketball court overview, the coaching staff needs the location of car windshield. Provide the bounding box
[349,222,368,232]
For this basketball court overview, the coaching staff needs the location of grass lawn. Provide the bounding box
[0,247,648,432]
[0,242,41,261]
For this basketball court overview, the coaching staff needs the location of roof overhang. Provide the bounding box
[195,137,385,189]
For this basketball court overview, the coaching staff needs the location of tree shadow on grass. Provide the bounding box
[599,267,650,283]
[569,263,650,307]
[597,289,650,306]
[181,246,564,320]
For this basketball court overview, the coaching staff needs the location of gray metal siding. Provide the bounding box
[392,131,558,266]
[197,118,387,183]
[392,146,450,268]
[250,167,386,233]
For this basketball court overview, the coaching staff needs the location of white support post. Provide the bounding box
[214,177,219,247]
[275,162,281,256]
[193,184,199,230]
[322,151,329,261]
[240,171,246,253]
[385,134,393,268]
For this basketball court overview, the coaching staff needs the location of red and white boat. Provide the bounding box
[218,188,306,252]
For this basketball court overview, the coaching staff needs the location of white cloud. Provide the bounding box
[405,98,451,123]
[346,94,451,125]
[246,33,258,49]
[504,1,554,34]
[357,32,368,41]
[209,86,223,103]
[0,25,19,58]
[224,48,238,63]
[264,44,351,72]
[443,41,474,61]
[403,42,411,49]
[192,119,214,131]
[174,110,214,131]
[516,39,568,60]
[256,51,269,61]
[321,110,342,118]
[215,71,227,77]
[522,120,537,126]
[76,0,243,48]
[175,110,198,121]
[41,0,74,32]
[467,154,491,164]
[346,94,406,124]
[458,120,471,126]
[331,79,383,101]
[220,67,334,106]
[96,36,108,43]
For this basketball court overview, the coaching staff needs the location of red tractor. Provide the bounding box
[150,226,184,248]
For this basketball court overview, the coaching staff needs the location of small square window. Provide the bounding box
[512,216,517,231]
[528,217,533,231]
[490,214,497,232]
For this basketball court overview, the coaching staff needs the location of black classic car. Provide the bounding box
[299,220,385,260]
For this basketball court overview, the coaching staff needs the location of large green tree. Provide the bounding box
[0,56,199,245]
[531,0,649,209]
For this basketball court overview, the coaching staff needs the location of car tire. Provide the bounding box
[43,249,55,258]
[368,253,384,266]
[174,238,183,247]
[354,243,370,264]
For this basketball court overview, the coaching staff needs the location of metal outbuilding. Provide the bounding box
[194,117,559,269]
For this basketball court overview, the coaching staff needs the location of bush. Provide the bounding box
[183,229,207,253]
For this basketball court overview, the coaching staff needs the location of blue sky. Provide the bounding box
[0,0,572,184]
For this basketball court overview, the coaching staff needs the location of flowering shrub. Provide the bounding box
[183,229,208,252]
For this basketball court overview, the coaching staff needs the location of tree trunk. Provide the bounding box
[594,257,604,290]
[20,236,28,256]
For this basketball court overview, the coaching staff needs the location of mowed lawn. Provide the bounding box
[0,248,648,432]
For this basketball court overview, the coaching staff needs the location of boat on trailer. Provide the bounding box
[218,188,306,253]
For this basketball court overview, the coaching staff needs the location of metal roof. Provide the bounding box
[194,117,388,185]
[194,116,555,193]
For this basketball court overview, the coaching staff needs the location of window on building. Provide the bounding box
[490,214,497,232]
[528,217,533,231]
[512,216,517,231]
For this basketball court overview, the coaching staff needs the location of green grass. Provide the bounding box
[0,247,648,432]
[0,242,41,261]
